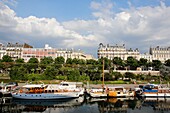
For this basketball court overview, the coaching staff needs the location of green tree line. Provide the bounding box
[0,55,170,82]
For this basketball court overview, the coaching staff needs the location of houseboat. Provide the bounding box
[11,82,84,100]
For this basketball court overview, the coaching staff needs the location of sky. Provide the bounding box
[0,0,170,58]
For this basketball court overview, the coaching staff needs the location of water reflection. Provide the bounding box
[1,96,170,113]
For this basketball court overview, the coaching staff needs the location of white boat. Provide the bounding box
[11,82,84,100]
[87,87,107,97]
[107,86,135,97]
[88,86,135,98]
[0,82,18,96]
[136,84,170,98]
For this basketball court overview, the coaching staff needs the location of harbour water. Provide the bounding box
[1,96,170,113]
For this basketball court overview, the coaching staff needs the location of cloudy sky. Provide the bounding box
[0,0,170,58]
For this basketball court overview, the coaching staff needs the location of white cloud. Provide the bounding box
[63,1,170,53]
[0,2,97,49]
[0,1,170,57]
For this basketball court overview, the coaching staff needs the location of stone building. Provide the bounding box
[149,46,170,63]
[97,43,140,60]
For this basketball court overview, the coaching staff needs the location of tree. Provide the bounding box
[54,56,65,64]
[112,72,122,80]
[112,57,125,70]
[152,60,162,71]
[124,72,136,81]
[86,59,98,65]
[98,57,111,70]
[9,65,27,80]
[40,57,54,65]
[43,66,58,79]
[67,69,80,81]
[126,57,138,70]
[66,58,72,64]
[26,58,39,74]
[138,58,147,67]
[2,55,13,62]
[1,55,14,75]
[104,73,113,81]
[15,58,24,63]
[165,59,170,67]
[72,58,79,64]
[28,57,39,64]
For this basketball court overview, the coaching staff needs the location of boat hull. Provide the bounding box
[142,93,170,98]
[11,92,80,100]
[89,92,107,98]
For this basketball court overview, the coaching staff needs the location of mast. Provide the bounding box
[102,59,104,87]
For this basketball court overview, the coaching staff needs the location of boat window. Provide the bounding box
[61,83,69,86]
[145,85,154,89]
[139,85,143,88]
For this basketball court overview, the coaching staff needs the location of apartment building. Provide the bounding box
[22,44,93,62]
[140,53,153,62]
[0,43,6,59]
[98,43,140,60]
[149,46,170,63]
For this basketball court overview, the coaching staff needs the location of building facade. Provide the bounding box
[0,43,93,62]
[149,46,170,63]
[140,53,153,62]
[98,43,140,60]
[4,43,32,61]
[0,43,6,59]
[22,44,93,62]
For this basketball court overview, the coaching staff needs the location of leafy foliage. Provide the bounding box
[2,55,13,62]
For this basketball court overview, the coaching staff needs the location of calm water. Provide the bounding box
[1,96,170,113]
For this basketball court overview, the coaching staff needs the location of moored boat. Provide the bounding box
[0,82,18,97]
[107,86,135,97]
[88,86,135,98]
[135,84,170,98]
[87,59,135,98]
[11,82,84,100]
[87,87,107,98]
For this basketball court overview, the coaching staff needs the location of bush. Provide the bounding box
[55,75,67,80]
[25,74,46,81]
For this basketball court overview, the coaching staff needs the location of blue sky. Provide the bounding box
[12,0,164,21]
[0,0,170,58]
[13,0,92,21]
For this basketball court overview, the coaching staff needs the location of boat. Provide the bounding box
[107,86,135,97]
[87,59,108,97]
[11,82,84,100]
[87,87,108,97]
[135,83,170,98]
[0,82,18,97]
[87,60,135,98]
